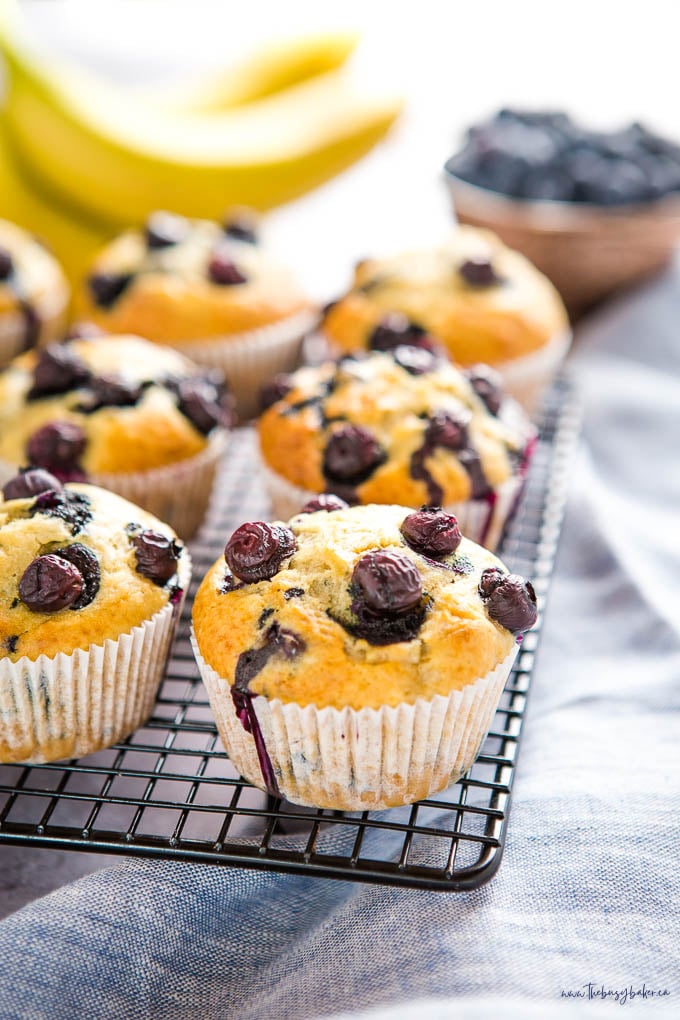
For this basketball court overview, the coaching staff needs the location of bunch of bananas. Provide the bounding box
[0,1,403,287]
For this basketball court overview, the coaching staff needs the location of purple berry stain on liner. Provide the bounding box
[232,622,306,795]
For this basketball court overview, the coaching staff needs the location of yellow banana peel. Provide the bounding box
[156,31,360,112]
[0,3,403,228]
[0,120,108,290]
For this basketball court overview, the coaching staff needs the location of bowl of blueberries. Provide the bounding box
[444,109,680,316]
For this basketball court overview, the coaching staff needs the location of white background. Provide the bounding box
[20,0,680,300]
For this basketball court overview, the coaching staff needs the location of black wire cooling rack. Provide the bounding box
[0,378,580,891]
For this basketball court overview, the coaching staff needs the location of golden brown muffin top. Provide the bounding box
[321,226,568,364]
[0,476,189,662]
[259,350,534,505]
[0,217,69,328]
[193,503,538,710]
[77,211,310,341]
[0,335,232,476]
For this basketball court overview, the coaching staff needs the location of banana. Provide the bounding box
[0,6,402,228]
[0,119,108,289]
[156,31,360,113]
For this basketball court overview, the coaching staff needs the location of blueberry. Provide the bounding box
[478,566,506,599]
[466,364,504,416]
[208,250,247,285]
[30,490,92,535]
[0,247,15,281]
[323,425,385,484]
[52,543,100,609]
[88,272,134,309]
[458,257,502,287]
[369,313,430,352]
[351,549,423,614]
[424,410,471,451]
[299,494,349,514]
[3,469,63,501]
[260,374,292,412]
[479,570,537,634]
[18,554,83,613]
[81,374,143,411]
[26,422,86,478]
[130,528,183,586]
[400,506,462,558]
[28,346,91,400]
[145,211,188,249]
[223,210,259,244]
[174,377,230,434]
[225,522,296,583]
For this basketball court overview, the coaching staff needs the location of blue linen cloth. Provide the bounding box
[0,269,679,1020]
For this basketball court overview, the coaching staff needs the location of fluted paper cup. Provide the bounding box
[261,462,527,552]
[93,428,229,539]
[172,309,318,422]
[192,636,517,810]
[0,555,191,765]
[0,429,228,540]
[492,329,571,417]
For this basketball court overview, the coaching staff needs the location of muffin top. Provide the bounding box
[0,335,232,477]
[0,218,69,349]
[0,471,189,662]
[193,503,537,710]
[78,210,311,341]
[321,226,568,364]
[259,349,534,505]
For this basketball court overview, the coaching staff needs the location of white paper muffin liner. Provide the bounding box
[0,281,70,366]
[261,461,526,553]
[484,329,571,418]
[171,309,318,422]
[0,429,228,540]
[92,428,229,539]
[0,554,191,765]
[192,636,518,811]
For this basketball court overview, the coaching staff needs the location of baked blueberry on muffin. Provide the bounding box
[258,349,535,550]
[78,210,315,419]
[320,226,569,413]
[0,472,190,763]
[192,503,536,809]
[0,218,70,365]
[0,335,233,537]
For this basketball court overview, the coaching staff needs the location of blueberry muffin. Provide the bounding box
[78,210,315,419]
[192,502,536,809]
[259,349,535,550]
[0,470,191,763]
[320,226,570,413]
[0,218,70,365]
[0,335,233,537]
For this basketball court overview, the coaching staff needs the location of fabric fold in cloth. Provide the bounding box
[0,267,679,1019]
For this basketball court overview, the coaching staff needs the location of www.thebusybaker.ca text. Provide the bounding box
[560,982,671,1006]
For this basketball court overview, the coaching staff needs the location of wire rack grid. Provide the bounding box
[0,378,580,891]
